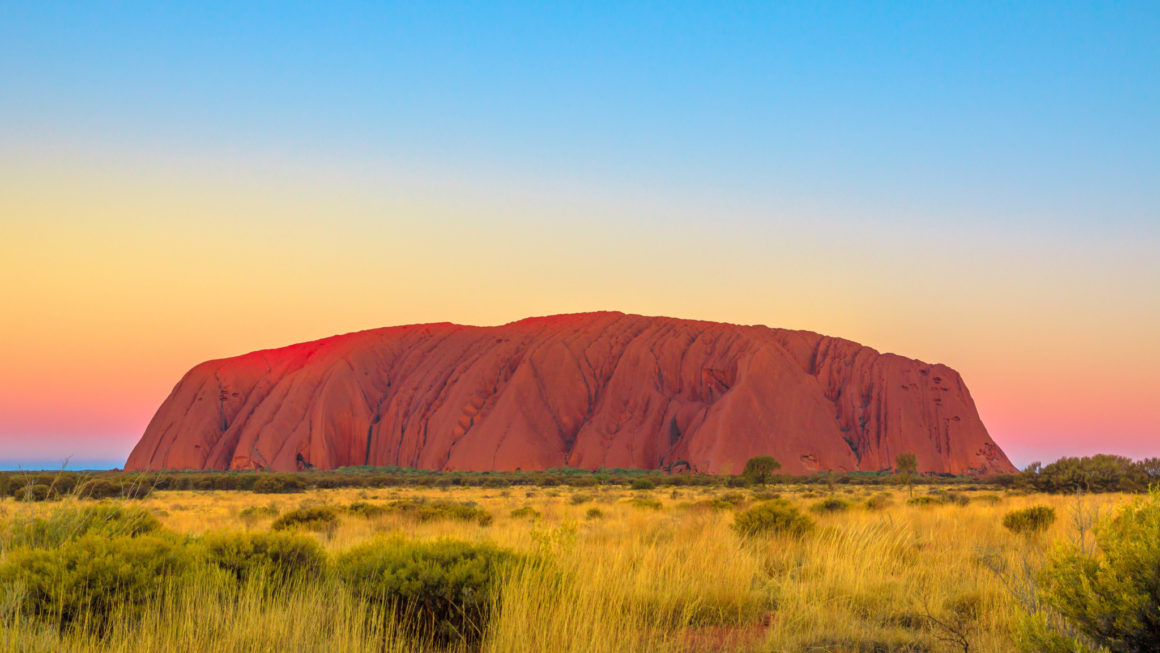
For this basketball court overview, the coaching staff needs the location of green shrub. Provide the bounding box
[941,491,970,506]
[568,493,594,505]
[1021,454,1153,494]
[585,507,604,520]
[252,475,306,494]
[975,493,1003,505]
[742,456,782,485]
[335,538,516,643]
[810,497,851,513]
[732,500,813,538]
[1024,490,1160,652]
[630,478,656,491]
[347,501,388,518]
[200,531,326,584]
[718,491,747,506]
[510,506,541,520]
[865,492,893,510]
[1002,506,1056,535]
[751,489,780,502]
[0,534,193,629]
[688,498,735,511]
[238,504,279,528]
[2,503,161,550]
[629,497,663,510]
[74,478,152,500]
[907,496,938,507]
[271,506,340,533]
[13,484,54,501]
[384,498,492,526]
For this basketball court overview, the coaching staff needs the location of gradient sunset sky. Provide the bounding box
[2,3,1157,469]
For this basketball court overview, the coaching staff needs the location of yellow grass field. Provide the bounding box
[0,484,1131,652]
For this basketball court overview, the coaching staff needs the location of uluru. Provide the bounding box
[125,312,1015,475]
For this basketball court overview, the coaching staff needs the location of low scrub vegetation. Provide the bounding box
[1002,506,1057,535]
[2,503,161,551]
[865,492,893,510]
[628,497,663,510]
[732,499,813,537]
[383,497,493,525]
[510,506,541,520]
[271,506,340,533]
[810,497,851,513]
[1004,454,1160,493]
[1,473,1154,652]
[1,533,194,630]
[1016,490,1160,652]
[200,531,326,584]
[3,454,1157,503]
[336,538,516,644]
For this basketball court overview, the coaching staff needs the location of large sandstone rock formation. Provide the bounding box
[125,312,1014,475]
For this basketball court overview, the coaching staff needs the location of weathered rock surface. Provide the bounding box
[125,312,1015,475]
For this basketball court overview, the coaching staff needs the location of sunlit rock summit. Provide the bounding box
[126,312,1015,475]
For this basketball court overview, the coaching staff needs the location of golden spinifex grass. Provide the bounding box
[0,484,1132,652]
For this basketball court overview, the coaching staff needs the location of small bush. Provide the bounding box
[629,497,663,510]
[865,492,893,510]
[630,479,656,491]
[238,504,279,528]
[1002,506,1056,535]
[942,492,970,506]
[347,501,388,518]
[742,456,782,485]
[568,493,594,505]
[585,507,604,520]
[200,531,326,584]
[510,506,541,520]
[732,500,813,538]
[384,498,492,526]
[810,497,851,513]
[2,503,161,550]
[688,498,735,511]
[10,483,55,501]
[975,493,1003,505]
[1027,490,1160,652]
[335,538,516,644]
[907,496,938,507]
[74,478,152,500]
[751,489,781,502]
[718,491,747,506]
[0,534,194,630]
[271,506,340,533]
[252,475,306,494]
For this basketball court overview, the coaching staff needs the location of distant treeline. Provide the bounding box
[2,454,1155,501]
[995,454,1160,493]
[2,465,981,501]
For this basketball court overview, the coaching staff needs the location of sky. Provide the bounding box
[1,2,1158,470]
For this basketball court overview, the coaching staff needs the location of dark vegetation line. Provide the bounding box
[3,453,1157,501]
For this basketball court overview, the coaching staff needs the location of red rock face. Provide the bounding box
[125,313,1016,475]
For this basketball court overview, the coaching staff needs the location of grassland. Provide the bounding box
[0,482,1133,652]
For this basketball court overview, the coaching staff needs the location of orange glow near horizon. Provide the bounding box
[2,158,1158,468]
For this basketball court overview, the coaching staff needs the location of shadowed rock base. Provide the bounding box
[125,312,1015,475]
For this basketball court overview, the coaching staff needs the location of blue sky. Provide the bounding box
[4,2,1157,222]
